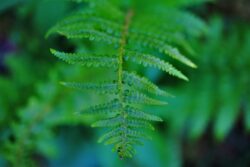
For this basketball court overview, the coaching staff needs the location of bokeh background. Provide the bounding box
[0,0,250,167]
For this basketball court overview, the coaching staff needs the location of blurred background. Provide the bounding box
[0,0,250,166]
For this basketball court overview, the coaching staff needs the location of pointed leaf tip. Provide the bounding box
[60,81,67,86]
[50,48,56,54]
[181,75,189,81]
[192,63,198,69]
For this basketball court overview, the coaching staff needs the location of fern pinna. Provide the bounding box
[47,0,205,159]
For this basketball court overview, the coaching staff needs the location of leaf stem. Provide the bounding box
[117,9,134,159]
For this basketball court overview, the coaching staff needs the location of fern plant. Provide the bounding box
[164,17,250,142]
[47,0,206,159]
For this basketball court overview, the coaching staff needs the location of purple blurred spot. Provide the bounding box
[0,37,16,73]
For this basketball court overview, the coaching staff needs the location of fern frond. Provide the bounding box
[167,10,207,36]
[46,10,95,37]
[98,127,123,143]
[125,106,163,122]
[134,8,207,37]
[127,119,155,130]
[46,9,122,43]
[126,129,151,139]
[123,71,170,96]
[98,127,151,146]
[60,82,118,94]
[71,0,124,19]
[108,137,147,147]
[48,0,203,159]
[128,37,197,68]
[78,99,121,116]
[91,116,122,127]
[129,28,195,55]
[54,27,120,44]
[92,116,155,130]
[48,16,122,39]
[123,91,168,105]
[114,142,136,158]
[124,50,188,80]
[50,49,118,67]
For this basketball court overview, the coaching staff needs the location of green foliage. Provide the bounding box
[2,62,102,167]
[0,1,82,166]
[165,17,250,141]
[162,0,213,7]
[0,0,22,13]
[1,0,250,166]
[48,0,205,159]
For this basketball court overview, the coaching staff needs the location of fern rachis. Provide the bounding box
[48,0,204,159]
[115,9,134,159]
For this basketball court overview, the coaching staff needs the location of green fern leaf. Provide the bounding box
[50,49,118,67]
[78,99,121,116]
[128,38,196,68]
[128,119,155,130]
[126,129,151,140]
[123,71,170,96]
[48,0,204,159]
[54,28,120,44]
[124,50,188,80]
[49,16,122,36]
[125,106,163,122]
[123,91,168,105]
[60,82,118,94]
[91,116,122,127]
[129,28,195,55]
[104,136,122,145]
[98,127,123,143]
